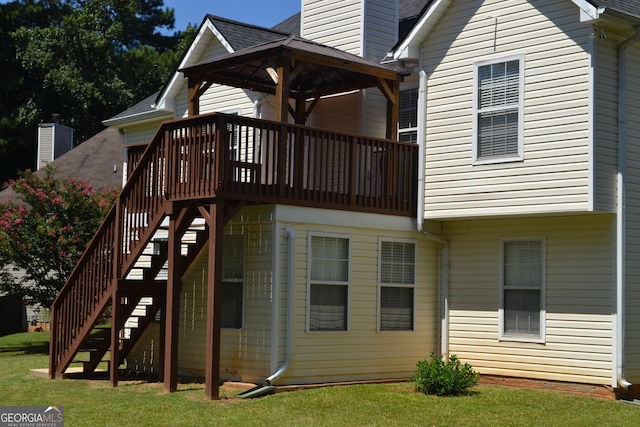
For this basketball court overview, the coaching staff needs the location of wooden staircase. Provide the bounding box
[49,115,223,379]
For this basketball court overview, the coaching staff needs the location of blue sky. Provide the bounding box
[163,0,301,31]
[0,1,301,31]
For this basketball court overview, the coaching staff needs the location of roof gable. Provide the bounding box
[154,15,289,113]
[392,0,640,62]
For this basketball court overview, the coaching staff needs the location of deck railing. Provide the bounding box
[162,113,418,215]
[50,112,417,376]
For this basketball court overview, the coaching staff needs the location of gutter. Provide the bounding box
[615,26,640,391]
[265,226,295,386]
[415,69,450,358]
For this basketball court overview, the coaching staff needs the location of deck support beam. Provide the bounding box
[205,199,225,399]
[163,205,184,392]
[109,288,121,387]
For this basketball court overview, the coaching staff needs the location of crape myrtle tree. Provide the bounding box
[0,167,118,307]
[0,0,196,183]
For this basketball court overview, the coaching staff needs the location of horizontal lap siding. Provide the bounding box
[422,0,593,219]
[177,207,274,383]
[364,0,397,62]
[624,42,640,381]
[309,93,361,135]
[446,215,613,385]
[125,121,164,146]
[175,34,257,119]
[302,0,362,55]
[277,218,439,385]
[594,38,618,212]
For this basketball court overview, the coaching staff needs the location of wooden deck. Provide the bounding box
[128,113,417,214]
[49,112,418,398]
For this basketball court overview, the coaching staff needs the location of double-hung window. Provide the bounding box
[308,234,350,331]
[379,239,416,331]
[474,56,524,163]
[500,239,545,341]
[398,88,419,143]
[221,234,244,329]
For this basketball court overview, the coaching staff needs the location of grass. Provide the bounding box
[1,332,640,426]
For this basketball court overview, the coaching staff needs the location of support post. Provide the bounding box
[205,199,225,399]
[188,79,201,117]
[109,288,120,387]
[163,206,182,392]
[386,79,400,140]
[275,60,291,123]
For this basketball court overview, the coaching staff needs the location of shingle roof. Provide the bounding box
[207,15,290,51]
[271,12,301,34]
[0,127,124,203]
[593,0,640,19]
[107,92,159,122]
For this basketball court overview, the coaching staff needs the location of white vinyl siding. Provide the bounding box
[308,234,350,331]
[126,206,440,385]
[221,234,244,329]
[275,206,439,385]
[308,93,361,134]
[174,31,259,119]
[363,0,398,62]
[446,215,613,385]
[623,41,640,382]
[175,208,273,383]
[593,37,618,212]
[420,0,592,218]
[474,56,524,163]
[302,0,362,55]
[379,239,416,331]
[500,239,545,342]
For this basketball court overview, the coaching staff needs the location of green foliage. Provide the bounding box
[412,352,479,396]
[0,0,193,183]
[0,166,117,306]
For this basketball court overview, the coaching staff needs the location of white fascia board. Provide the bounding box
[571,0,604,21]
[392,0,452,62]
[155,19,236,111]
[102,108,174,128]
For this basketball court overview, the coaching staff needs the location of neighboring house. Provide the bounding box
[48,0,640,401]
[0,126,125,328]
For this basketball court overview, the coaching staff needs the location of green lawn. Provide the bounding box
[1,332,639,426]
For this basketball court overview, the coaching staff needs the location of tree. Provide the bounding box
[0,166,118,306]
[0,0,191,183]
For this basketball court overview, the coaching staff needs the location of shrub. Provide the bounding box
[412,352,479,396]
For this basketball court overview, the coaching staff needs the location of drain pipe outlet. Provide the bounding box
[266,227,295,386]
[616,26,640,391]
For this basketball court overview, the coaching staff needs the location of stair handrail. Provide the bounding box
[49,114,223,376]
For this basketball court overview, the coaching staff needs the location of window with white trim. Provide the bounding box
[308,234,350,331]
[221,234,244,329]
[474,56,523,162]
[398,88,418,143]
[379,240,415,331]
[500,239,545,341]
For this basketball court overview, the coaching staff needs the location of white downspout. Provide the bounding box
[415,69,450,358]
[266,227,295,386]
[615,27,640,391]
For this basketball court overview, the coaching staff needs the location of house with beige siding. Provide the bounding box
[49,0,640,400]
[390,0,640,395]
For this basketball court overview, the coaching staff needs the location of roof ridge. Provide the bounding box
[206,14,291,37]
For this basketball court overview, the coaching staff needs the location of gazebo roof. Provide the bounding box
[180,35,407,100]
